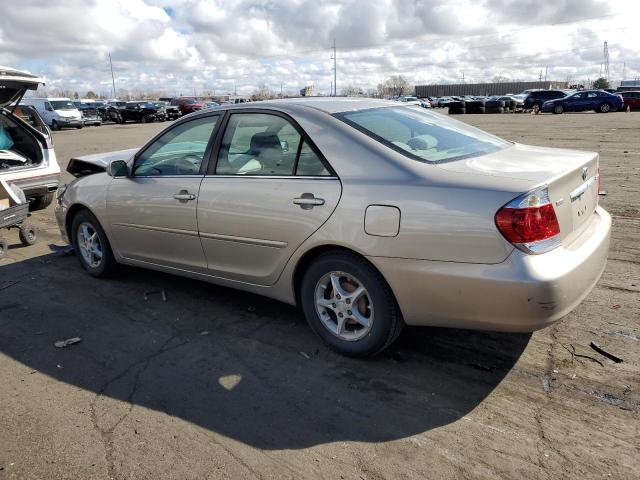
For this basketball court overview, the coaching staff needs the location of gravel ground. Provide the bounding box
[0,112,638,480]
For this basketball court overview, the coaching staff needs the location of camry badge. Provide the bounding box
[581,167,588,181]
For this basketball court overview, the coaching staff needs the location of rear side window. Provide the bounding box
[335,106,509,163]
[215,113,330,176]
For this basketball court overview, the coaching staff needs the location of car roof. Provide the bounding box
[254,97,401,114]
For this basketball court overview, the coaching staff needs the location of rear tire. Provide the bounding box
[598,102,611,113]
[18,223,37,246]
[300,251,403,357]
[71,210,118,277]
[553,105,564,114]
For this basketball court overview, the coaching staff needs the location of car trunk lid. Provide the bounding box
[0,66,45,109]
[437,143,600,245]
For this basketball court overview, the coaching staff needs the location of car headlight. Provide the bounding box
[56,184,68,201]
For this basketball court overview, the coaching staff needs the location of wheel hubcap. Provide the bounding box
[77,222,103,268]
[314,271,374,341]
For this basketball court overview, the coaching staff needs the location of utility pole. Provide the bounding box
[332,38,337,96]
[602,41,610,81]
[461,71,465,84]
[539,70,542,81]
[544,65,548,82]
[622,62,626,80]
[108,52,116,99]
[280,82,283,98]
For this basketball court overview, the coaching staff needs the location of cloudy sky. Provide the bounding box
[0,0,638,97]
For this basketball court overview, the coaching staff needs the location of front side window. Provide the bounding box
[215,113,330,176]
[50,100,75,110]
[133,115,219,176]
[335,106,508,163]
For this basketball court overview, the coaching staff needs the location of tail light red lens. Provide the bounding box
[495,187,561,254]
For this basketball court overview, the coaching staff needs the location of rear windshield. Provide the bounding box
[335,106,509,163]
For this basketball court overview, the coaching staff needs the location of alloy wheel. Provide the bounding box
[314,271,374,341]
[77,221,103,268]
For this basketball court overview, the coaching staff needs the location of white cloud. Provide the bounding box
[0,0,639,97]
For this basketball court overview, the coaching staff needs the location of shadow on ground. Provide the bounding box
[0,251,530,450]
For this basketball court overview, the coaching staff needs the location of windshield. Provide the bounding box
[50,100,76,110]
[335,106,509,163]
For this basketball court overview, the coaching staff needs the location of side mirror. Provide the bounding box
[107,160,129,177]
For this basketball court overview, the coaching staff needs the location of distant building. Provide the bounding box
[299,85,314,97]
[618,80,640,92]
[415,81,569,97]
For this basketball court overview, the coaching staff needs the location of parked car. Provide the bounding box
[75,103,102,126]
[620,91,640,111]
[170,97,203,115]
[202,101,221,110]
[0,66,60,210]
[22,97,83,130]
[57,98,610,357]
[523,90,566,110]
[119,101,161,123]
[542,90,623,114]
[156,101,181,120]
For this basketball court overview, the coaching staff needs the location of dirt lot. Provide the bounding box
[0,112,638,480]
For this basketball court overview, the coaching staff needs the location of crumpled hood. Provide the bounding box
[436,142,597,183]
[67,148,138,177]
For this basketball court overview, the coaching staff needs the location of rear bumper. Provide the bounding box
[55,118,83,128]
[370,206,611,332]
[6,172,60,198]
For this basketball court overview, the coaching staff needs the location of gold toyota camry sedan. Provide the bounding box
[55,98,610,357]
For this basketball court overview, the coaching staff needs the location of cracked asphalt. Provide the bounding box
[0,112,638,479]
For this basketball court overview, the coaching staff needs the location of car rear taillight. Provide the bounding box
[495,186,561,254]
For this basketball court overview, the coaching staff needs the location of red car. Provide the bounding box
[620,91,640,111]
[169,97,203,115]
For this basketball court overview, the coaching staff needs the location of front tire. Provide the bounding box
[300,251,403,357]
[553,104,564,114]
[71,210,118,277]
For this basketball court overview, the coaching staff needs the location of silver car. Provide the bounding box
[55,98,610,357]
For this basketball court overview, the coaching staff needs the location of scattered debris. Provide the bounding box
[56,364,63,369]
[144,289,167,302]
[607,321,625,327]
[299,351,311,360]
[199,330,209,336]
[608,331,639,341]
[48,244,74,256]
[590,342,623,363]
[560,343,604,367]
[610,304,621,310]
[598,190,607,195]
[0,280,19,292]
[54,337,81,348]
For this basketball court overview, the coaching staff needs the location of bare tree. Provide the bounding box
[376,75,412,98]
[85,91,97,99]
[251,83,277,101]
[341,85,363,97]
[492,75,510,83]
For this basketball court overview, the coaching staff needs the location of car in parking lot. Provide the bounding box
[170,97,203,115]
[620,91,640,111]
[524,90,566,110]
[119,101,164,123]
[56,98,610,357]
[0,66,60,210]
[542,90,623,114]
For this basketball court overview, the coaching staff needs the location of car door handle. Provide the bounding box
[293,194,324,209]
[173,190,196,201]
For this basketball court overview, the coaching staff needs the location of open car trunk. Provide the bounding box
[0,66,47,174]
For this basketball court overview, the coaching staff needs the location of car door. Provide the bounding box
[197,111,342,285]
[564,92,583,111]
[106,114,222,271]
[585,91,600,111]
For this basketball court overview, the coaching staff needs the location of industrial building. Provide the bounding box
[415,81,569,97]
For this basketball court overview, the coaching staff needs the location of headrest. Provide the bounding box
[250,132,281,153]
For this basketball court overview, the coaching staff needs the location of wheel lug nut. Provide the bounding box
[347,310,352,315]
[338,313,343,318]
[332,303,336,308]
[336,294,341,300]
[346,298,351,304]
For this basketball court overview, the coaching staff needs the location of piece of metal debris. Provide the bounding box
[590,342,623,363]
[49,244,75,256]
[199,330,209,336]
[299,351,311,359]
[611,304,621,310]
[144,289,167,302]
[54,337,82,348]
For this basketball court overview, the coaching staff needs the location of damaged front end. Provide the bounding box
[66,148,137,178]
